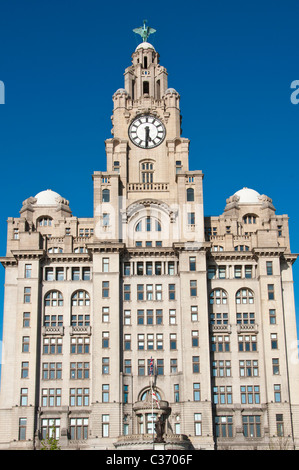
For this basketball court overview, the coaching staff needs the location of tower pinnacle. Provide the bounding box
[133,19,156,42]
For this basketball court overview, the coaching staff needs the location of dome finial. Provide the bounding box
[133,19,156,42]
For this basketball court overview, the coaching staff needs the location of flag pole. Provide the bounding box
[151,377,154,449]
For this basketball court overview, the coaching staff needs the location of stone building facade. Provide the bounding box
[0,37,299,450]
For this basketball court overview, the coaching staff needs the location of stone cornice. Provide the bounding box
[86,242,125,254]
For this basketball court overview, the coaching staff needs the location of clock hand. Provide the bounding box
[145,126,151,148]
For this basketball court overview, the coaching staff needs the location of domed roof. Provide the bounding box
[234,187,261,204]
[135,41,155,51]
[34,189,62,206]
[113,88,128,96]
[165,88,178,94]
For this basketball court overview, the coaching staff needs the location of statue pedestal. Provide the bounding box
[154,443,166,450]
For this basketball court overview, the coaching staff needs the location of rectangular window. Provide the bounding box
[19,418,27,441]
[137,284,144,301]
[124,359,131,374]
[268,284,275,300]
[72,267,80,281]
[103,213,110,226]
[245,266,252,279]
[234,266,242,279]
[82,267,90,280]
[20,388,28,406]
[124,284,131,301]
[215,416,233,438]
[146,262,153,275]
[137,262,143,275]
[101,414,110,437]
[138,359,145,376]
[192,330,199,347]
[70,418,88,440]
[157,359,164,375]
[25,264,32,279]
[56,267,64,281]
[218,266,226,279]
[192,356,200,373]
[266,261,273,275]
[155,284,162,300]
[242,415,261,438]
[22,336,30,353]
[156,309,163,325]
[169,284,175,300]
[146,309,153,325]
[193,383,201,401]
[102,384,110,403]
[146,284,153,300]
[124,310,131,325]
[188,212,195,226]
[102,307,109,323]
[138,334,145,350]
[103,258,109,273]
[23,312,30,327]
[272,358,280,375]
[191,306,198,322]
[21,362,29,378]
[102,332,109,349]
[274,384,281,402]
[170,334,177,350]
[189,257,196,271]
[269,309,276,324]
[169,309,176,325]
[194,413,202,436]
[124,262,131,276]
[276,414,284,437]
[137,309,144,325]
[102,357,109,374]
[174,384,180,402]
[24,287,31,303]
[102,281,109,298]
[190,280,197,297]
[208,266,216,279]
[271,333,278,349]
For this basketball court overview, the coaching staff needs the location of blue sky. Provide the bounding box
[0,0,299,346]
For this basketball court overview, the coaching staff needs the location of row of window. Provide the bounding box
[20,329,280,358]
[208,261,274,280]
[20,382,282,410]
[24,259,275,281]
[212,358,281,377]
[23,284,276,310]
[123,260,177,276]
[17,412,286,442]
[20,357,200,378]
[21,305,275,329]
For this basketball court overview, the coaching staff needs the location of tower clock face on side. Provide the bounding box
[129,115,166,149]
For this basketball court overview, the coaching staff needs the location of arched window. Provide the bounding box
[234,245,249,251]
[143,81,149,94]
[45,290,63,307]
[140,389,162,401]
[243,214,257,224]
[236,288,254,304]
[186,188,194,202]
[135,217,161,233]
[48,247,63,253]
[102,189,110,203]
[71,290,90,307]
[209,289,228,305]
[37,217,53,227]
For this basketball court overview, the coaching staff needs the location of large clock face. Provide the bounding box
[129,115,166,149]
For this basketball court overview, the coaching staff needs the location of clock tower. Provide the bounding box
[93,29,204,247]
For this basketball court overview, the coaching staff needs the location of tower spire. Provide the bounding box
[133,19,156,42]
